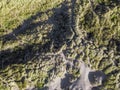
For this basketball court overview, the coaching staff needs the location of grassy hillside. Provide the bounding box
[0,0,120,90]
[0,0,64,51]
[0,0,63,36]
[76,0,120,45]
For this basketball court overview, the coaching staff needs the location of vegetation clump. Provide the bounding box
[0,0,120,90]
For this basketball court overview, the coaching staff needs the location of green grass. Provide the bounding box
[0,0,63,36]
[0,0,64,51]
[0,0,120,90]
[0,1,63,88]
[78,0,120,46]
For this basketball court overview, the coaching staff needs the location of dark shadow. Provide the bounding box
[94,3,109,15]
[94,0,120,15]
[108,38,120,54]
[88,71,106,90]
[49,0,72,52]
[60,73,73,89]
[88,71,106,85]
[0,42,51,69]
[0,8,53,40]
[0,0,76,70]
[92,86,100,90]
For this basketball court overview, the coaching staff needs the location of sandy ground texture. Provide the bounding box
[43,54,106,90]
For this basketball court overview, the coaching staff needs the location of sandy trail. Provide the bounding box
[45,53,105,90]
